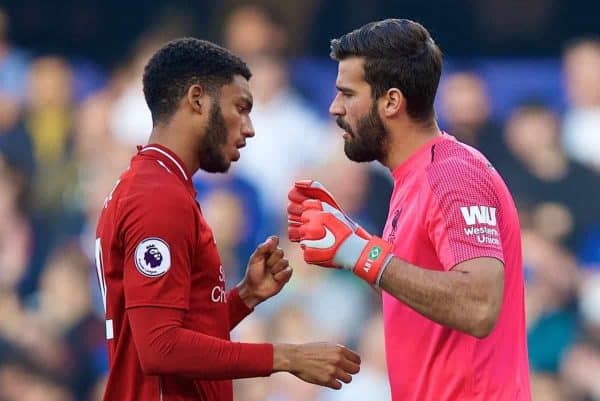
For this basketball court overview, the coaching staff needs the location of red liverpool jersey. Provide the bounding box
[96,144,271,401]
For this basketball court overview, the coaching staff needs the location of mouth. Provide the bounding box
[336,117,353,136]
[230,141,246,161]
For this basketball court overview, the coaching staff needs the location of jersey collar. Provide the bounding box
[138,143,193,186]
[392,132,450,182]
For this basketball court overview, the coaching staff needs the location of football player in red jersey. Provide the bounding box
[95,38,360,401]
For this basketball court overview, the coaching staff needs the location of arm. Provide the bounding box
[130,306,361,389]
[228,236,293,330]
[295,207,503,338]
[291,168,506,338]
[129,306,272,379]
[120,187,360,387]
[378,257,503,338]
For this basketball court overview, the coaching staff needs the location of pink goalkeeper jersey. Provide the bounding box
[381,133,531,401]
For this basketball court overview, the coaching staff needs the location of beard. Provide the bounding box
[336,102,389,163]
[198,100,230,173]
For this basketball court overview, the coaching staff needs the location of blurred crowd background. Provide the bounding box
[0,1,599,401]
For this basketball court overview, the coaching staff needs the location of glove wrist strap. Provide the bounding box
[352,237,393,285]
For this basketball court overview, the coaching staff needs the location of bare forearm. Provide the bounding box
[378,257,502,338]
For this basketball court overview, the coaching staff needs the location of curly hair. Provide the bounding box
[143,37,251,124]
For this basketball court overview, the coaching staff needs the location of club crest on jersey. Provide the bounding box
[135,238,171,277]
[387,208,402,243]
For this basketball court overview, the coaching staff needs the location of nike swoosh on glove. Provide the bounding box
[299,199,393,286]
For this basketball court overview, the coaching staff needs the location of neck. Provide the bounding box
[383,119,441,171]
[147,119,199,176]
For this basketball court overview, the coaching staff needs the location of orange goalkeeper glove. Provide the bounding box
[298,199,393,286]
[287,180,370,242]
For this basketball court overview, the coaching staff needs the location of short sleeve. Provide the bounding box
[120,190,196,310]
[425,157,504,271]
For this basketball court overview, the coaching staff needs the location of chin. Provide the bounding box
[200,159,231,174]
[215,162,231,173]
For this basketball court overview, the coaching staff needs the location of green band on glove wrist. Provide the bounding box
[352,237,393,285]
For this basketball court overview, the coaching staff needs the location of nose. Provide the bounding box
[329,92,345,117]
[242,117,255,138]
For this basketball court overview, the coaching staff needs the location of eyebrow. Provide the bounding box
[336,85,355,94]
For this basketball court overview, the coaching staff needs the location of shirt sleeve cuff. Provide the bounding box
[227,286,254,329]
[238,343,274,376]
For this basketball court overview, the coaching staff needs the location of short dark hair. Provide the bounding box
[330,19,443,122]
[143,37,251,124]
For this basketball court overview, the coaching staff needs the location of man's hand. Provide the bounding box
[238,236,293,308]
[298,200,393,286]
[287,180,369,242]
[273,343,361,390]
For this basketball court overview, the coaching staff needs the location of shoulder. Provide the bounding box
[119,160,194,217]
[425,139,498,193]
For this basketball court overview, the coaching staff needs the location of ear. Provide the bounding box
[187,84,205,113]
[382,88,405,118]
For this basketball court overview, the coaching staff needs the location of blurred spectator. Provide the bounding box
[438,72,506,165]
[194,173,267,284]
[0,8,34,185]
[222,4,288,60]
[25,243,105,399]
[561,272,600,400]
[0,7,29,130]
[223,4,328,221]
[522,229,580,400]
[522,230,579,371]
[0,154,34,370]
[109,21,190,147]
[562,38,600,171]
[88,374,108,401]
[497,102,600,253]
[0,155,32,290]
[74,82,121,163]
[218,2,321,57]
[107,35,165,147]
[25,57,79,215]
[530,373,567,401]
[0,362,75,401]
[10,56,86,296]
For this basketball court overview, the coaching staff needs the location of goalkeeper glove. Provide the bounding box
[294,197,394,287]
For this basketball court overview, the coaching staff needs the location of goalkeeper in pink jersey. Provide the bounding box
[288,19,531,401]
